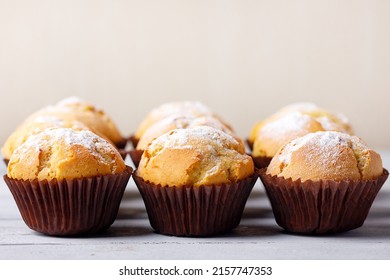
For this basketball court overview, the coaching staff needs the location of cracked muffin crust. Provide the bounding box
[133,125,258,236]
[1,115,90,161]
[249,102,353,158]
[134,101,232,141]
[136,115,239,150]
[7,128,126,181]
[23,97,125,148]
[137,126,254,187]
[266,131,383,182]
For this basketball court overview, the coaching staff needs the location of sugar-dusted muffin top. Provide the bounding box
[274,102,352,132]
[136,115,238,150]
[134,101,228,139]
[137,126,254,187]
[249,102,353,147]
[23,97,125,147]
[250,102,353,158]
[7,128,126,181]
[252,112,324,158]
[1,115,89,160]
[267,131,383,182]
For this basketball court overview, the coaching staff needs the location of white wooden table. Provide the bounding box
[1,152,390,260]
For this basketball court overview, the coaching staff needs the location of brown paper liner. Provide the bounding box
[114,137,128,150]
[129,135,139,149]
[251,155,272,169]
[118,149,128,160]
[133,172,258,237]
[259,168,389,234]
[129,149,144,167]
[3,166,133,236]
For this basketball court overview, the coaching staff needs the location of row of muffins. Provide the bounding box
[2,98,256,236]
[2,97,388,236]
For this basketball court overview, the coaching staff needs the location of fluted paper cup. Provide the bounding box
[133,172,258,237]
[259,168,389,234]
[3,166,133,236]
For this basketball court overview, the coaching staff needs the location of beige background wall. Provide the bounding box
[0,0,389,148]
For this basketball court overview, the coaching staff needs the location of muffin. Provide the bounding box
[276,102,352,133]
[1,115,89,163]
[132,101,231,147]
[24,97,127,149]
[130,115,242,167]
[259,131,388,234]
[249,103,353,168]
[3,128,132,236]
[133,126,257,236]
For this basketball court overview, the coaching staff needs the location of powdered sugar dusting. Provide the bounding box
[278,131,362,165]
[152,115,192,130]
[190,116,233,133]
[150,115,231,135]
[275,103,351,132]
[260,112,315,139]
[315,116,334,131]
[150,126,240,152]
[29,115,66,125]
[24,115,88,131]
[14,128,115,161]
[137,115,235,150]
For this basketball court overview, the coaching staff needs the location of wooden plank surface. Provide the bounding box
[1,153,389,260]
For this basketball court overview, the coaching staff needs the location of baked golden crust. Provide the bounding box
[252,112,324,158]
[136,115,239,150]
[249,103,318,144]
[250,103,353,158]
[7,128,126,181]
[137,126,254,187]
[267,131,383,181]
[1,116,89,160]
[134,101,229,139]
[23,97,124,146]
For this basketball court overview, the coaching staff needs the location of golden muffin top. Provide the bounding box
[1,115,89,160]
[136,115,238,150]
[137,126,254,187]
[23,97,125,147]
[250,102,353,158]
[134,101,229,139]
[267,131,383,182]
[7,128,126,181]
